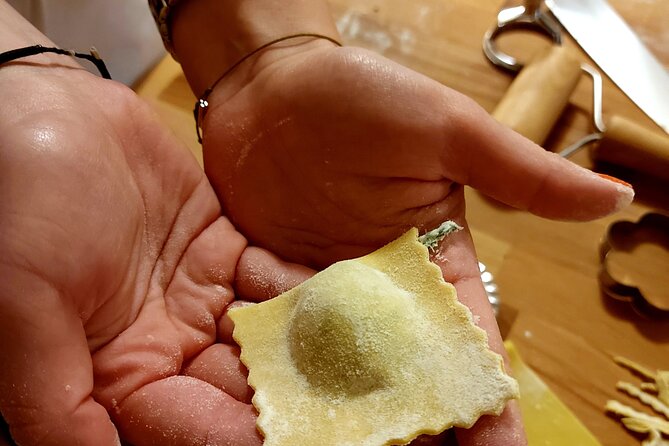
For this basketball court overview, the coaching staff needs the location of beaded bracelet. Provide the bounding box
[148,0,182,57]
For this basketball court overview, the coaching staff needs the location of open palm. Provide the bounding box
[0,60,312,446]
[202,43,632,446]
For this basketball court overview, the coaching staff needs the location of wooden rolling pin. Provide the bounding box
[493,45,583,145]
[593,115,669,180]
[493,45,669,181]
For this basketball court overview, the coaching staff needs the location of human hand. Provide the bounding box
[0,4,314,445]
[199,43,633,446]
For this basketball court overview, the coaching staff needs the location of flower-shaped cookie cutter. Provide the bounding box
[599,213,669,319]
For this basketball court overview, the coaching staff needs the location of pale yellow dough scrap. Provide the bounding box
[230,229,519,446]
[613,356,657,381]
[616,381,669,419]
[658,371,669,406]
[643,430,669,446]
[606,400,669,435]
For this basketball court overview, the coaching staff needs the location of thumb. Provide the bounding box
[444,100,634,220]
[0,270,119,446]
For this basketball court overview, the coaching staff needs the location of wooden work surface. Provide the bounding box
[134,1,669,444]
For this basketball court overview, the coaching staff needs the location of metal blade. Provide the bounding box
[546,0,669,134]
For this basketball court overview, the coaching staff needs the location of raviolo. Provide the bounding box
[230,228,519,446]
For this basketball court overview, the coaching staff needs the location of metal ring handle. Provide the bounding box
[558,63,607,157]
[483,5,562,72]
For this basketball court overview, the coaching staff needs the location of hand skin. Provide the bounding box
[171,1,634,445]
[0,2,315,445]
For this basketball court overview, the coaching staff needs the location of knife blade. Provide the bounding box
[545,0,669,134]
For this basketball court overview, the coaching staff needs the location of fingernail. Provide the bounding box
[597,173,635,211]
[597,173,632,189]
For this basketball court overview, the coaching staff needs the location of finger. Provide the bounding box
[429,222,527,446]
[410,431,455,445]
[222,247,313,344]
[456,402,526,446]
[234,246,314,302]
[218,300,256,344]
[117,376,262,446]
[0,270,119,446]
[183,343,253,403]
[450,275,526,446]
[443,97,633,220]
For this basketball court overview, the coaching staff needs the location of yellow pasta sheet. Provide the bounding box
[231,229,518,446]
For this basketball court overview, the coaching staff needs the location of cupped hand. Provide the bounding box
[201,42,633,446]
[0,53,313,445]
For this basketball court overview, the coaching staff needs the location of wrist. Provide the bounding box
[190,35,338,142]
[0,2,92,79]
[169,0,340,97]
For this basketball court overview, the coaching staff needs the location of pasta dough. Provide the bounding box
[230,228,518,446]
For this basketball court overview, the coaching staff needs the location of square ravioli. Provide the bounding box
[230,228,518,446]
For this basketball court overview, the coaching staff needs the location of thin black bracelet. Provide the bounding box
[0,44,111,79]
[193,33,342,144]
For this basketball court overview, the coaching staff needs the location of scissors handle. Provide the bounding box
[483,0,562,72]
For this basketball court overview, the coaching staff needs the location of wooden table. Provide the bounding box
[134,1,669,444]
